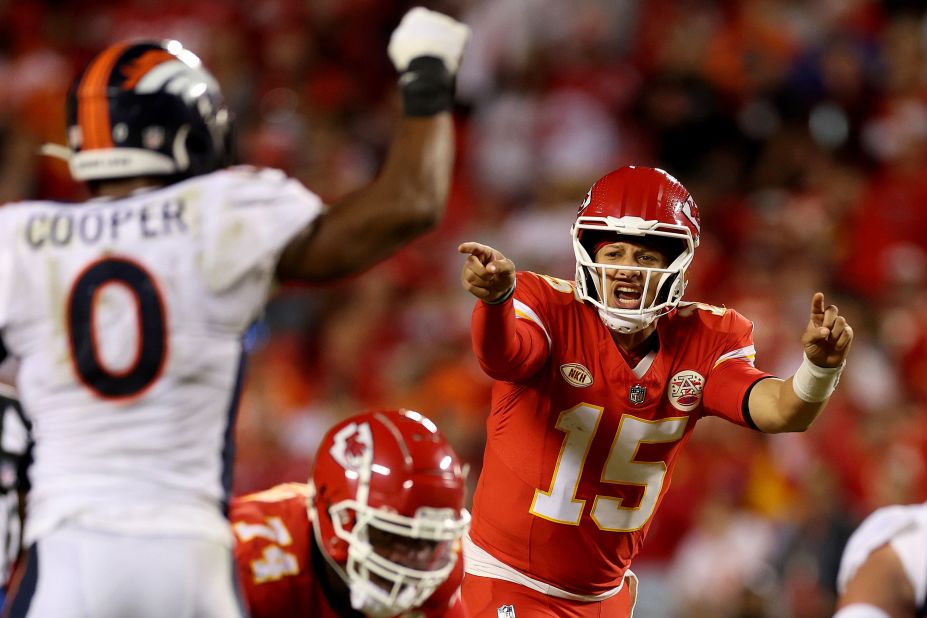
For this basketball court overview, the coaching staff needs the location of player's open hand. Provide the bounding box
[801,292,853,368]
[459,242,516,303]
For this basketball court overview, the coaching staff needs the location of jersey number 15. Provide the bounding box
[530,405,688,532]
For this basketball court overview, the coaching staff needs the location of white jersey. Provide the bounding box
[0,167,322,546]
[837,502,927,613]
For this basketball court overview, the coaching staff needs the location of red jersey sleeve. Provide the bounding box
[699,307,774,428]
[470,272,552,381]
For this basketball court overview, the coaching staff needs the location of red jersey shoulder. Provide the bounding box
[663,303,759,376]
[231,483,310,521]
[515,271,580,307]
[672,302,754,340]
[231,483,312,590]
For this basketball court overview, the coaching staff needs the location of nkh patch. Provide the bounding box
[497,605,516,618]
[629,383,646,405]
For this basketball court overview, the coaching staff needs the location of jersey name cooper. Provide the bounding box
[24,197,188,248]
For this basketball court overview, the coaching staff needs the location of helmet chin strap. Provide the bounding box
[597,307,656,334]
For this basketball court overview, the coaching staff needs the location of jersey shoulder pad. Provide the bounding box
[677,301,752,335]
[517,271,580,304]
[196,168,323,292]
[236,483,310,504]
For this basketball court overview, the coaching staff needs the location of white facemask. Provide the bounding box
[350,579,419,617]
[597,306,657,334]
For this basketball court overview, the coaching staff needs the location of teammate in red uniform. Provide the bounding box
[231,409,471,618]
[457,166,855,617]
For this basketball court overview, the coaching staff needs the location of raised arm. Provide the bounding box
[276,8,470,283]
[747,292,854,433]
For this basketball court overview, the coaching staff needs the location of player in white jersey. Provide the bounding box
[0,8,469,618]
[835,502,927,617]
[0,385,30,611]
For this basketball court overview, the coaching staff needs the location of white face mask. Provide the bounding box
[572,220,695,332]
[350,578,420,617]
[597,306,657,334]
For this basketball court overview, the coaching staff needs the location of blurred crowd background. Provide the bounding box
[3,0,927,616]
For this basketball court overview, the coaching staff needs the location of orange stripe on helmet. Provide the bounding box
[77,42,131,150]
[121,49,175,90]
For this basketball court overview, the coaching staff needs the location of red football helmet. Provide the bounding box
[60,40,234,183]
[571,166,700,333]
[308,409,470,616]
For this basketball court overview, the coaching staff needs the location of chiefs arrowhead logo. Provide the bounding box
[330,422,373,470]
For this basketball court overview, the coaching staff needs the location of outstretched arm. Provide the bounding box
[747,292,854,433]
[459,242,547,380]
[276,8,470,283]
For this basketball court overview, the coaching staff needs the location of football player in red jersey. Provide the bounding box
[230,409,471,618]
[456,166,854,617]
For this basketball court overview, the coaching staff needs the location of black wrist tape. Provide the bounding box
[399,56,455,117]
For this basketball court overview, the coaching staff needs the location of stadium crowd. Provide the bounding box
[1,0,926,616]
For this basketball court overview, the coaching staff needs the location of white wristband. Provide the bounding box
[833,604,890,618]
[792,353,844,403]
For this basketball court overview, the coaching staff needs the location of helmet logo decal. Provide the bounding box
[120,49,175,90]
[680,198,700,234]
[667,370,704,412]
[330,422,374,470]
[578,189,592,213]
[560,363,593,388]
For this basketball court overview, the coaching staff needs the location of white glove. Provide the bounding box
[388,7,470,75]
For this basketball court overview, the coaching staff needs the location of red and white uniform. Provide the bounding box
[465,272,771,598]
[231,483,467,618]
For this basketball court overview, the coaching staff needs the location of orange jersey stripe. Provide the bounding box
[78,42,130,149]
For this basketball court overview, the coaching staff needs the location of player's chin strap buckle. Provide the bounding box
[39,143,72,161]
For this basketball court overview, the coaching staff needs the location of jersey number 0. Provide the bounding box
[67,257,167,399]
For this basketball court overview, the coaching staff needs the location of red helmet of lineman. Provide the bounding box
[308,409,470,616]
[572,166,701,334]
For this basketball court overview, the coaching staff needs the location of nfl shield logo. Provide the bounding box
[629,384,646,405]
[497,605,516,618]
